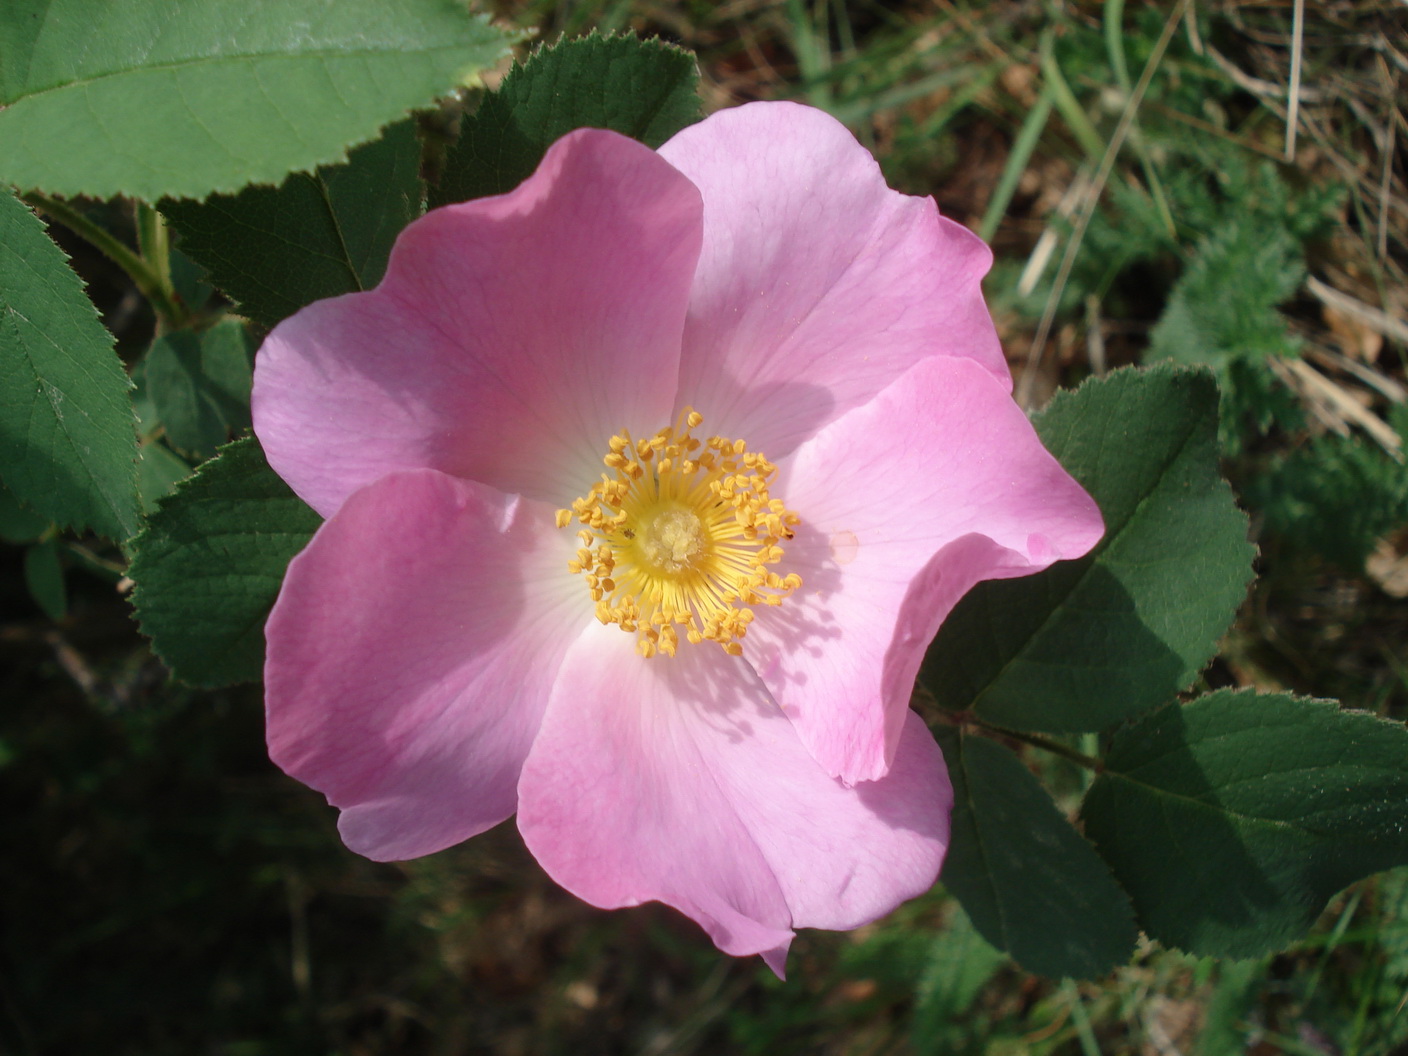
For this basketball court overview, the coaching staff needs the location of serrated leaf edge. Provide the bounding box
[1,196,140,538]
[969,364,1257,729]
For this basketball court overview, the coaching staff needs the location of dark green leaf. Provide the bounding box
[0,190,139,539]
[23,538,66,620]
[144,335,223,458]
[430,32,699,207]
[0,479,49,544]
[129,437,322,687]
[135,441,191,515]
[169,246,215,317]
[926,365,1254,732]
[935,726,1137,978]
[144,321,253,457]
[163,121,423,329]
[1082,690,1408,958]
[0,0,514,200]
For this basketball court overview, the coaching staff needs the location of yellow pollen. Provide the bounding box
[556,408,801,657]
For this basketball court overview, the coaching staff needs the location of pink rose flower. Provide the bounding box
[253,101,1103,973]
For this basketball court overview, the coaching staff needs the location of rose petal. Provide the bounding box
[254,129,702,517]
[658,101,1007,458]
[748,356,1104,783]
[265,469,587,860]
[517,622,951,972]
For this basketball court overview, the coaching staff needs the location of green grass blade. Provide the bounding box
[979,84,1055,242]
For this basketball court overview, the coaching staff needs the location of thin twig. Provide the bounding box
[1182,1,1204,57]
[1376,57,1398,262]
[1306,275,1408,347]
[1286,0,1305,159]
[1017,166,1091,297]
[934,709,1105,772]
[1275,356,1403,456]
[1085,294,1106,375]
[1203,43,1323,104]
[1309,347,1407,404]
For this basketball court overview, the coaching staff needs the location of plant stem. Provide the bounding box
[134,202,175,332]
[24,192,186,329]
[936,708,1105,772]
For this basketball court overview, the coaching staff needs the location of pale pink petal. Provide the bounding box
[517,623,950,972]
[747,356,1104,783]
[253,129,702,517]
[265,469,588,861]
[658,101,1007,458]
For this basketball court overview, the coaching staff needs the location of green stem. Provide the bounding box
[937,708,1105,772]
[24,192,186,329]
[134,202,174,321]
[978,83,1054,242]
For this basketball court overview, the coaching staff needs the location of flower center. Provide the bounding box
[556,410,802,658]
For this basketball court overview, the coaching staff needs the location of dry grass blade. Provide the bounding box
[1286,0,1306,159]
[1309,347,1408,404]
[1307,275,1408,348]
[1271,356,1402,456]
[1015,0,1189,408]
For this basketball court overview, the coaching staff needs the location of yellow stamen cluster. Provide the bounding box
[557,409,802,658]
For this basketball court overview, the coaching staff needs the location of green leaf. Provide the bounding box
[1081,690,1408,958]
[199,321,255,426]
[0,190,139,540]
[0,479,49,544]
[430,32,700,207]
[925,365,1254,732]
[129,437,322,687]
[0,0,515,201]
[162,121,423,329]
[23,538,67,620]
[934,726,1137,979]
[135,441,192,515]
[169,246,215,317]
[143,321,253,458]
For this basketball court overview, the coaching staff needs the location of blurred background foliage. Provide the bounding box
[4,0,1408,1052]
